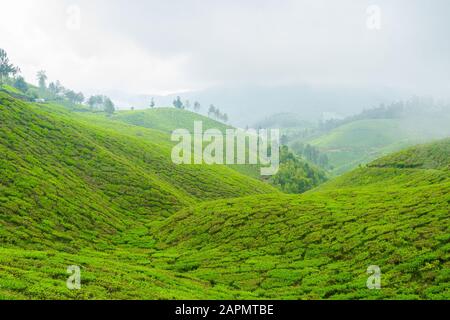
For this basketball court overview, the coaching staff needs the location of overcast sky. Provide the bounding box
[1,0,449,99]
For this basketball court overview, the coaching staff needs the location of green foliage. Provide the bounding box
[1,84,23,96]
[173,96,183,109]
[304,119,431,175]
[114,107,230,134]
[207,104,228,122]
[87,95,114,114]
[284,97,450,176]
[64,90,84,105]
[0,91,449,300]
[87,95,103,109]
[157,156,450,299]
[112,108,276,180]
[291,142,330,169]
[36,70,47,90]
[103,97,115,115]
[13,76,28,93]
[0,92,276,250]
[0,49,20,83]
[270,146,328,194]
[369,138,450,170]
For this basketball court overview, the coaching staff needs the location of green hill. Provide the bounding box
[269,145,328,194]
[0,92,277,250]
[369,138,450,170]
[153,140,450,299]
[113,107,230,134]
[296,118,450,175]
[112,108,329,187]
[318,138,450,190]
[112,108,269,179]
[1,91,449,300]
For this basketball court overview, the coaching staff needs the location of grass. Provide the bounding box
[0,92,449,300]
[0,247,252,300]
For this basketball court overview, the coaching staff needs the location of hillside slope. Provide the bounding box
[153,140,450,299]
[1,92,448,299]
[0,92,277,250]
[112,108,268,179]
[113,108,230,134]
[303,119,450,175]
[318,138,450,190]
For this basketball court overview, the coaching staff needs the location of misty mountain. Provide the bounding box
[109,84,406,127]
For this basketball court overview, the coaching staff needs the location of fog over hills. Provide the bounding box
[109,84,407,127]
[3,1,450,127]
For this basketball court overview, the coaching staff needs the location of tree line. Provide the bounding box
[2,48,232,121]
[0,48,115,114]
[290,142,330,169]
[160,95,229,123]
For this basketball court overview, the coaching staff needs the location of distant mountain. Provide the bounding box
[253,112,314,129]
[294,114,450,175]
[108,84,406,127]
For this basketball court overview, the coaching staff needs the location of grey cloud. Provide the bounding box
[2,0,450,101]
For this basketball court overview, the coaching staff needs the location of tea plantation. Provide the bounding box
[0,91,448,299]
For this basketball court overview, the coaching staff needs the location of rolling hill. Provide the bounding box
[0,91,448,300]
[302,118,450,175]
[0,91,277,251]
[110,107,327,186]
[153,139,450,299]
[111,107,266,179]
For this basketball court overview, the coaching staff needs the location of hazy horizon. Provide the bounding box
[2,1,450,105]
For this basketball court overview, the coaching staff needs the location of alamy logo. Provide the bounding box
[66,265,81,290]
[367,265,381,289]
[66,5,81,31]
[171,121,280,176]
[366,5,381,30]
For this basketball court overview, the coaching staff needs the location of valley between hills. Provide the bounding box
[0,88,449,300]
